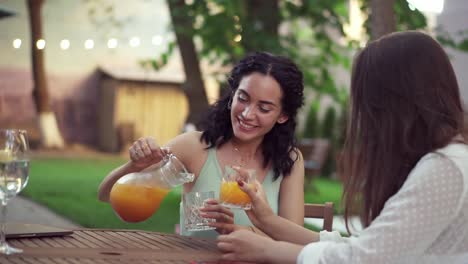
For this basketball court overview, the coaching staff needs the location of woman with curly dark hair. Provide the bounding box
[98,52,306,238]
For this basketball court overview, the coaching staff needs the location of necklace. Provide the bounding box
[231,142,254,168]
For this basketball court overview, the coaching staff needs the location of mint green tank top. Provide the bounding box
[179,148,283,239]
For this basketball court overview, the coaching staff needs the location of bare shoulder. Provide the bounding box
[167,131,207,151]
[166,131,209,166]
[290,147,304,163]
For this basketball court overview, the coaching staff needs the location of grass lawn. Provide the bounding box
[23,156,343,234]
[304,177,343,213]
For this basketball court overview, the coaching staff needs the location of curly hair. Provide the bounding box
[199,52,305,180]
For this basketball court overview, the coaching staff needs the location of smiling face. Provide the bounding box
[230,72,289,143]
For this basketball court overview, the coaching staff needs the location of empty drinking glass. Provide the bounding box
[183,191,216,231]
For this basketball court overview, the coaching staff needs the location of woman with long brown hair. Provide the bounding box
[213,31,468,263]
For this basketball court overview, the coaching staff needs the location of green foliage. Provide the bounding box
[361,0,468,53]
[280,0,351,103]
[140,41,176,70]
[394,0,427,31]
[302,104,344,177]
[360,0,428,37]
[303,100,320,138]
[321,107,337,138]
[437,29,468,52]
[142,0,352,104]
[320,107,337,176]
[181,1,284,63]
[86,0,354,133]
[301,90,349,178]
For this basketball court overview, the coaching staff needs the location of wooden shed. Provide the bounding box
[98,66,188,152]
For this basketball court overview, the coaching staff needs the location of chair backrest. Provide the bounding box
[304,202,334,232]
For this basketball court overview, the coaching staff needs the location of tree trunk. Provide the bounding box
[167,0,209,127]
[370,0,396,40]
[28,0,48,113]
[27,0,64,148]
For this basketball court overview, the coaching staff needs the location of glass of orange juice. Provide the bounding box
[219,166,256,210]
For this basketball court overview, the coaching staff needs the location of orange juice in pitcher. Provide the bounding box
[109,154,194,222]
[110,183,170,222]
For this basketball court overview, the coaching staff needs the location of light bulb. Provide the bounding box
[60,39,70,50]
[36,39,46,50]
[13,39,22,49]
[84,39,94,50]
[107,38,118,49]
[129,37,140,47]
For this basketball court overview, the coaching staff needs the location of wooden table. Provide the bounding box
[2,228,222,263]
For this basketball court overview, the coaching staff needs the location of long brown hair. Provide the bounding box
[341,31,466,232]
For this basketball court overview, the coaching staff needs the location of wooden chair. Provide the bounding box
[304,202,334,231]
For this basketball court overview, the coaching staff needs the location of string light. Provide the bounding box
[107,38,118,49]
[60,39,70,50]
[84,39,94,50]
[36,39,46,50]
[13,39,21,49]
[129,37,140,47]
[10,35,175,50]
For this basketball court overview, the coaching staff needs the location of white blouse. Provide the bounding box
[298,142,468,264]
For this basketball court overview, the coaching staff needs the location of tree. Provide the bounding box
[156,0,350,106]
[241,1,281,53]
[116,1,351,126]
[370,0,396,39]
[167,0,209,126]
[145,0,288,126]
[27,0,64,148]
[362,0,427,40]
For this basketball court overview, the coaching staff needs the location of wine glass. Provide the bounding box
[0,129,29,254]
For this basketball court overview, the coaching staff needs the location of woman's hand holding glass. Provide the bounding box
[219,166,256,210]
[216,178,305,263]
[202,166,277,235]
[128,137,170,170]
[233,170,276,228]
[199,199,238,234]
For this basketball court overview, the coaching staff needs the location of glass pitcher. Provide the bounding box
[109,154,194,222]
